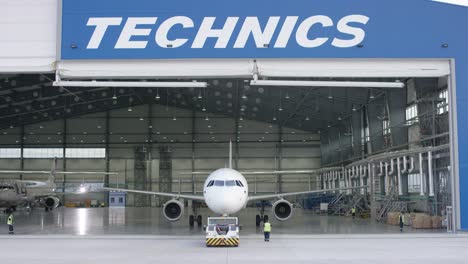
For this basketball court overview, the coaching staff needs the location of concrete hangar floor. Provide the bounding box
[2,208,467,264]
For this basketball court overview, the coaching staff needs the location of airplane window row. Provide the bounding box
[206,180,244,187]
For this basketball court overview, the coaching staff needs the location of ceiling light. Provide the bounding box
[328,124,332,128]
[285,92,290,99]
[172,116,177,121]
[239,116,244,121]
[352,105,357,111]
[202,107,206,112]
[155,94,160,100]
[278,107,283,111]
[305,116,310,121]
[112,94,117,100]
[54,80,208,88]
[242,94,247,99]
[250,80,405,88]
[205,116,209,121]
[338,116,342,121]
[273,116,277,121]
[128,107,133,112]
[140,117,144,121]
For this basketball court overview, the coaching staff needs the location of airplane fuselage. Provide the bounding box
[203,168,248,216]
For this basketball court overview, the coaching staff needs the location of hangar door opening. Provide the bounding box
[54,58,457,232]
[0,58,455,233]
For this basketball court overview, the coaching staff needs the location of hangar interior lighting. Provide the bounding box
[250,80,405,88]
[53,80,208,88]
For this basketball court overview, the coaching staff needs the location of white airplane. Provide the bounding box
[0,158,117,213]
[103,142,366,226]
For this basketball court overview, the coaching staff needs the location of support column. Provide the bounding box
[159,146,172,206]
[62,118,67,204]
[105,111,110,205]
[277,125,283,193]
[191,109,196,195]
[134,146,151,207]
[147,104,154,206]
[20,125,24,181]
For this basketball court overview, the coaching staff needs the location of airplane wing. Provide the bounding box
[100,187,205,201]
[247,186,367,201]
[0,171,117,175]
[179,168,342,175]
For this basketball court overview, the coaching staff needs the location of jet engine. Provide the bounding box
[163,200,184,221]
[44,196,60,210]
[272,199,293,221]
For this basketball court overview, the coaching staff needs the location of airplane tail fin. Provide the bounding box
[48,157,57,183]
[229,140,232,169]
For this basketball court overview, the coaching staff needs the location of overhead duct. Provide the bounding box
[402,156,408,174]
[428,151,435,197]
[378,161,384,177]
[419,153,425,196]
[397,157,403,196]
[408,156,415,173]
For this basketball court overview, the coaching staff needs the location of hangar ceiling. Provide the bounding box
[0,74,402,133]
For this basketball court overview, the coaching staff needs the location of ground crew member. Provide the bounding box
[263,220,271,242]
[351,207,356,219]
[399,212,405,232]
[7,213,14,234]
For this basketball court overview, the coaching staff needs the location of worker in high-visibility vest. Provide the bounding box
[399,212,405,232]
[351,207,356,219]
[7,213,14,234]
[263,220,271,242]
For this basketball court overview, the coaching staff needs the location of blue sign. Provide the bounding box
[61,0,467,60]
[62,0,468,230]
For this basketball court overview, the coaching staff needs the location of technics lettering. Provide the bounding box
[85,15,370,49]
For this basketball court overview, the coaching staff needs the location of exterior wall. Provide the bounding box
[0,0,57,72]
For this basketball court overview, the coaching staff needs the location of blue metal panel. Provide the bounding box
[61,0,467,60]
[61,0,468,229]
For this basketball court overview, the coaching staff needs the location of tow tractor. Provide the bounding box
[205,217,240,247]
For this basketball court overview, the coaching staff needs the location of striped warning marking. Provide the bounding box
[206,238,240,247]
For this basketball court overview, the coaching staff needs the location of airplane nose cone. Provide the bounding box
[219,193,242,214]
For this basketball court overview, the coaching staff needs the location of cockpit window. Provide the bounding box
[225,180,236,187]
[214,180,224,186]
[207,180,215,187]
[236,180,244,187]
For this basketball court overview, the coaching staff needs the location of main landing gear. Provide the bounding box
[256,200,269,227]
[189,201,202,227]
[189,215,203,227]
[3,206,16,214]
